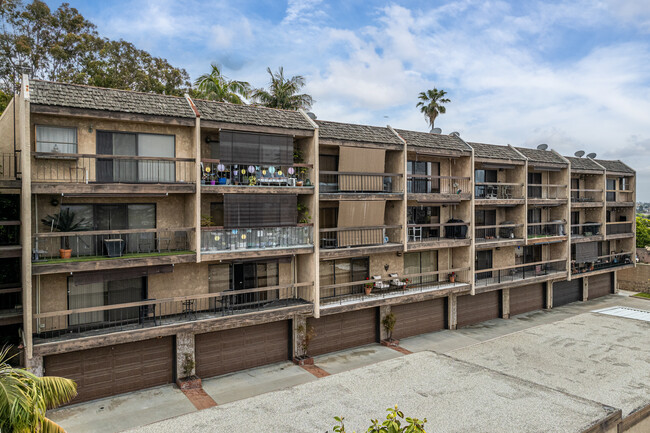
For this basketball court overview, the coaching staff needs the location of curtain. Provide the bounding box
[219,132,292,165]
[224,194,297,228]
[339,147,385,191]
[36,125,77,153]
[112,133,137,182]
[68,281,104,325]
[337,201,385,247]
[138,134,175,182]
[127,204,155,252]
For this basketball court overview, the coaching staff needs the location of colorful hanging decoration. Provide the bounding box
[288,167,295,175]
[205,166,211,172]
[248,165,255,174]
[217,163,225,172]
[269,166,276,174]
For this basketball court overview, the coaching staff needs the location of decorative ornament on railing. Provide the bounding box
[217,163,225,172]
[269,166,276,174]
[288,167,295,175]
[248,165,255,174]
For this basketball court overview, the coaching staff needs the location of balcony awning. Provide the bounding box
[72,265,173,285]
[575,242,598,264]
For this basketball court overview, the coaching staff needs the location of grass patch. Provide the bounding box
[632,292,650,299]
[33,250,195,265]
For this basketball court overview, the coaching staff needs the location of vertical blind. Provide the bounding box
[224,194,297,228]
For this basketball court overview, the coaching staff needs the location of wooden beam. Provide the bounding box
[201,185,314,195]
[31,183,195,195]
[319,243,403,260]
[200,247,314,262]
[0,245,22,258]
[30,104,195,126]
[319,138,403,151]
[200,119,314,137]
[319,193,403,201]
[31,253,196,275]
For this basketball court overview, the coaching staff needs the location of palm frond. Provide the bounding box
[40,417,67,433]
[38,376,77,409]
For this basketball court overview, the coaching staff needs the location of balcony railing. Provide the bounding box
[475,223,524,242]
[606,221,633,235]
[606,190,633,203]
[571,252,633,274]
[320,268,470,304]
[407,175,471,195]
[32,228,194,262]
[0,221,20,246]
[475,183,524,200]
[571,189,603,203]
[0,288,22,318]
[570,223,602,237]
[201,225,313,253]
[407,222,469,243]
[527,222,567,238]
[527,184,567,199]
[33,282,313,341]
[32,152,196,184]
[319,225,402,249]
[201,160,313,188]
[1,153,19,180]
[320,171,403,193]
[475,259,566,287]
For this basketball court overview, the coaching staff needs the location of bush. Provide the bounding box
[332,405,427,433]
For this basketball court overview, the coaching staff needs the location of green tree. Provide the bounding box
[194,63,251,104]
[636,215,650,248]
[252,66,313,110]
[417,88,450,129]
[0,88,10,113]
[0,346,77,433]
[332,406,427,433]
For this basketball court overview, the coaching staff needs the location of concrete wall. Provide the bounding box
[617,264,650,293]
[0,98,15,155]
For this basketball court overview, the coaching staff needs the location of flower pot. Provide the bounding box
[59,249,72,259]
[176,375,202,390]
[293,356,314,366]
[380,339,400,347]
[210,180,216,185]
[296,181,303,187]
[449,276,456,283]
[364,286,372,295]
[218,177,227,185]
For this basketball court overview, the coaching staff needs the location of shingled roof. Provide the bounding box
[515,147,566,165]
[29,80,196,118]
[395,129,470,152]
[316,120,402,145]
[565,156,603,171]
[595,159,634,174]
[194,99,314,131]
[468,142,525,160]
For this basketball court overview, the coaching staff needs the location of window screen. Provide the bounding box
[224,194,297,228]
[219,132,292,164]
[36,125,77,153]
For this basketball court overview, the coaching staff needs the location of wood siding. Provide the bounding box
[589,272,613,299]
[307,309,377,356]
[457,291,501,328]
[509,283,545,316]
[391,299,446,340]
[553,278,583,307]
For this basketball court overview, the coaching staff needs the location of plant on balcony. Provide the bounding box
[381,312,398,347]
[364,277,374,295]
[293,323,316,365]
[449,271,456,283]
[248,175,257,186]
[297,203,311,224]
[401,277,409,288]
[201,214,215,227]
[41,208,90,259]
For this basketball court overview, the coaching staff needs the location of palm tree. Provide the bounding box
[0,346,77,433]
[252,67,313,110]
[416,88,450,129]
[194,63,251,104]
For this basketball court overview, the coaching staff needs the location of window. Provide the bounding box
[527,208,542,236]
[68,277,145,326]
[475,169,497,198]
[224,194,296,228]
[404,251,438,286]
[36,125,77,153]
[606,179,616,201]
[408,206,440,239]
[475,250,493,280]
[571,211,580,235]
[408,161,440,193]
[571,178,580,201]
[528,172,542,198]
[217,131,292,164]
[319,257,369,298]
[523,245,542,263]
[475,209,497,239]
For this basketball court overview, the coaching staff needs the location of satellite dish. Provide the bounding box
[450,131,460,137]
[587,152,597,159]
[306,112,317,120]
[537,144,548,150]
[574,150,585,158]
[430,127,442,134]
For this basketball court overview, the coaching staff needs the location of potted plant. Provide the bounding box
[293,324,316,365]
[380,312,399,347]
[248,175,257,186]
[176,353,201,390]
[401,277,409,289]
[297,203,311,224]
[364,277,373,295]
[41,208,90,259]
[449,271,456,283]
[201,214,215,227]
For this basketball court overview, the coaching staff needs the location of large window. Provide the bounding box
[475,250,493,280]
[319,257,369,298]
[36,125,77,154]
[407,161,440,193]
[216,131,292,164]
[475,169,497,198]
[68,277,145,326]
[404,251,438,286]
[606,179,616,201]
[527,172,542,198]
[408,206,440,239]
[224,194,296,228]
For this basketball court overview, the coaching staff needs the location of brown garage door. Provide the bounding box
[457,291,501,328]
[307,308,377,356]
[553,278,582,307]
[510,283,545,316]
[589,273,613,299]
[44,337,174,404]
[195,320,289,379]
[392,299,446,340]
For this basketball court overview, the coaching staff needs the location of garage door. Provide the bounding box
[392,299,446,340]
[510,283,545,316]
[307,308,377,356]
[553,278,582,307]
[589,273,613,299]
[195,320,290,379]
[457,291,501,328]
[44,337,173,404]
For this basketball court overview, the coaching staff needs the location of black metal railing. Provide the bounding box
[606,222,633,235]
[527,222,567,238]
[475,183,524,200]
[319,225,402,249]
[475,223,524,242]
[407,175,470,195]
[571,252,632,274]
[407,222,469,242]
[475,260,566,287]
[201,160,313,187]
[570,223,601,237]
[320,171,403,193]
[570,189,603,203]
[201,225,313,252]
[527,184,567,199]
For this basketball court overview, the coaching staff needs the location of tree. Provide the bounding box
[252,66,313,110]
[416,88,450,129]
[332,406,427,433]
[0,346,77,433]
[194,63,251,104]
[636,215,650,248]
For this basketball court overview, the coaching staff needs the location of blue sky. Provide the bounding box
[46,0,650,199]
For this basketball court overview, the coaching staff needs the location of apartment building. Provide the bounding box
[0,77,636,404]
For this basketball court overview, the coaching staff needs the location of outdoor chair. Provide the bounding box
[389,273,406,289]
[372,275,390,290]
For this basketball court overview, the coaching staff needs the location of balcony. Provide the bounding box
[319,171,403,197]
[0,287,22,326]
[320,268,471,307]
[1,152,19,182]
[606,221,634,238]
[33,282,313,343]
[527,184,568,204]
[0,221,21,259]
[475,259,567,289]
[475,183,524,203]
[407,222,470,249]
[202,160,314,193]
[571,223,603,242]
[527,222,567,242]
[571,252,633,275]
[319,225,403,257]
[606,190,634,206]
[475,223,525,247]
[407,175,471,201]
[201,225,313,257]
[570,189,603,207]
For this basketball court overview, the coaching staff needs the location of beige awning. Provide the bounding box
[338,146,386,191]
[337,201,386,246]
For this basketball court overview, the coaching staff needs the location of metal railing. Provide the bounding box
[572,252,633,274]
[475,223,524,242]
[0,288,22,313]
[201,225,313,252]
[606,190,633,203]
[1,153,19,180]
[201,160,313,187]
[606,221,633,235]
[33,282,313,341]
[0,221,20,246]
[475,259,566,287]
[407,222,469,242]
[570,189,603,203]
[570,223,602,237]
[527,184,567,199]
[527,222,567,238]
[32,152,195,184]
[475,183,524,200]
[32,228,194,262]
[407,175,471,195]
[320,171,403,193]
[319,225,402,249]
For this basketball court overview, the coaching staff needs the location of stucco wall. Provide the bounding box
[617,264,650,293]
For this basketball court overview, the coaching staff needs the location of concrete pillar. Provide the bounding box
[379,305,392,340]
[582,278,589,301]
[502,288,510,319]
[448,294,458,330]
[613,271,619,293]
[176,332,195,378]
[293,315,307,358]
[546,281,553,309]
[26,355,43,377]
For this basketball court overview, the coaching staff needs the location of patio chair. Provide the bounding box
[372,275,390,290]
[388,273,406,289]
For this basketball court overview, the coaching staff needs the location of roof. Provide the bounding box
[194,99,314,131]
[515,146,566,165]
[468,142,525,160]
[395,129,470,152]
[316,120,402,145]
[566,156,603,171]
[595,159,635,174]
[29,80,196,118]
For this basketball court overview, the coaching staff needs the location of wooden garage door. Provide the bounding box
[553,278,582,307]
[195,320,289,379]
[589,273,613,299]
[307,308,377,356]
[392,299,446,340]
[457,291,501,328]
[510,283,545,316]
[44,337,173,404]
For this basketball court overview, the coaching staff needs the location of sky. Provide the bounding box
[46,0,650,199]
